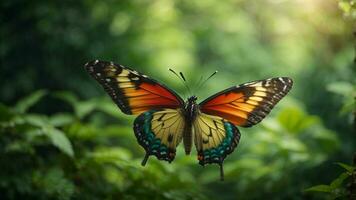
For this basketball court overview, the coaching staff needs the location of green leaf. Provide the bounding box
[340,98,356,114]
[4,140,35,154]
[327,82,354,96]
[338,1,351,14]
[76,100,97,119]
[49,113,75,127]
[277,107,319,133]
[22,114,49,127]
[336,162,356,173]
[53,91,98,119]
[95,98,130,120]
[304,185,332,193]
[15,90,47,114]
[90,147,133,164]
[43,126,74,157]
[330,172,349,188]
[52,91,79,106]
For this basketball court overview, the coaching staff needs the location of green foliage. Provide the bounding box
[338,0,356,19]
[32,168,75,200]
[209,100,341,199]
[305,163,355,199]
[1,0,355,199]
[14,90,47,114]
[0,90,341,199]
[0,91,205,200]
[327,81,356,115]
[337,162,356,173]
[1,91,74,157]
[303,78,355,199]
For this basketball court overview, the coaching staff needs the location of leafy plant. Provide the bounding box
[0,91,205,200]
[304,79,356,200]
[305,163,355,199]
[327,81,356,115]
[1,0,355,199]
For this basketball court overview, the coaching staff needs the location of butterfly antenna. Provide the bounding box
[180,71,193,95]
[179,72,186,82]
[196,70,218,91]
[194,75,204,90]
[168,68,192,96]
[169,68,180,79]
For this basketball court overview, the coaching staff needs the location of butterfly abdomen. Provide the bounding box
[183,122,193,155]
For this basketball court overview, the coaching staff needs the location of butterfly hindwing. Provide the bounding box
[134,109,185,165]
[193,112,241,180]
[85,60,184,115]
[199,77,293,127]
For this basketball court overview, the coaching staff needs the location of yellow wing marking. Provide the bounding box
[193,112,227,151]
[150,109,185,149]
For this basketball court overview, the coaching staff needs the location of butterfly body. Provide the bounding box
[182,96,199,155]
[85,60,293,180]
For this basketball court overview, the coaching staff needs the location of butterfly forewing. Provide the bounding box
[199,77,293,127]
[134,109,185,165]
[85,60,184,115]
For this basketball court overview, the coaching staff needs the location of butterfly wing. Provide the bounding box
[134,108,185,165]
[193,112,240,180]
[199,77,293,127]
[85,60,184,115]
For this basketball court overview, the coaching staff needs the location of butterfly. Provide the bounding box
[84,60,293,180]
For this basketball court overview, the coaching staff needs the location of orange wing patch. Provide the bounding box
[121,82,181,114]
[85,60,184,115]
[202,92,244,106]
[200,77,293,127]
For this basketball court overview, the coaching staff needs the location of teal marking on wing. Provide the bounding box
[199,122,240,165]
[134,110,175,163]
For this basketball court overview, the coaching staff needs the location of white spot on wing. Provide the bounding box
[283,84,287,91]
[278,77,285,83]
[130,70,139,76]
[252,82,263,87]
[94,60,99,64]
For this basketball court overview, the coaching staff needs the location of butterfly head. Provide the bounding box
[187,95,198,103]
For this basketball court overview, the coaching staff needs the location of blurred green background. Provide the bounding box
[1,0,355,199]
